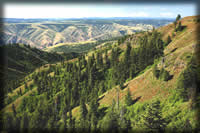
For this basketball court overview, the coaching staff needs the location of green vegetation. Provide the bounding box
[139,100,168,132]
[0,43,80,107]
[125,88,133,106]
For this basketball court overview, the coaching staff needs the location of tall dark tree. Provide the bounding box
[124,42,132,79]
[125,88,133,106]
[140,100,167,132]
[166,35,172,46]
[176,14,181,22]
[12,104,17,117]
[80,98,88,121]
[104,49,110,68]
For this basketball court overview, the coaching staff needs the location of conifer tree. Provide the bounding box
[125,88,133,106]
[20,112,29,133]
[12,104,17,117]
[166,35,171,46]
[80,98,88,121]
[140,100,167,132]
[152,65,159,79]
[19,88,22,95]
[176,14,181,22]
[104,49,110,68]
[177,21,182,31]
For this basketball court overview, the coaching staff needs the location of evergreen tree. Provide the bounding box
[176,21,182,31]
[125,88,133,106]
[12,104,17,117]
[124,42,132,79]
[19,88,22,95]
[176,14,181,22]
[152,65,159,79]
[166,35,171,46]
[119,106,131,133]
[88,94,99,132]
[160,68,170,81]
[79,97,88,130]
[100,110,119,133]
[104,49,110,68]
[173,21,177,30]
[20,112,29,133]
[140,100,167,132]
[3,113,15,132]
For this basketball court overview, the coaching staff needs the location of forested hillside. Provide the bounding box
[0,44,80,99]
[0,15,199,133]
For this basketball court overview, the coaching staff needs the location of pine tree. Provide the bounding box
[152,65,159,79]
[80,98,88,120]
[101,110,119,133]
[19,88,22,95]
[166,35,171,46]
[124,42,132,79]
[104,49,110,68]
[124,42,131,64]
[119,106,131,132]
[140,100,167,132]
[20,112,29,133]
[160,68,170,81]
[12,104,17,117]
[125,88,133,106]
[177,21,182,31]
[176,14,181,22]
[173,21,177,30]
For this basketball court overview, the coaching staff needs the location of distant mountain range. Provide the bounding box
[1,18,173,49]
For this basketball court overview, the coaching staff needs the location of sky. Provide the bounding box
[3,3,197,18]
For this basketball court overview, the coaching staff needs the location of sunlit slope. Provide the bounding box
[3,21,153,49]
[69,15,199,120]
[99,15,199,106]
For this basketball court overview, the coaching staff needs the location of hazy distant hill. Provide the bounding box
[2,18,173,49]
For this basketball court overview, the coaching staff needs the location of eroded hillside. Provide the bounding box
[2,18,173,49]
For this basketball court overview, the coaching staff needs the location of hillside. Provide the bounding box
[2,18,173,49]
[0,15,199,132]
[0,44,80,98]
[44,39,116,53]
[100,15,200,104]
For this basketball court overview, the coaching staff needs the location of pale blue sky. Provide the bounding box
[4,3,197,18]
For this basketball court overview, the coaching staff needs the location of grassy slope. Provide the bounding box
[44,40,96,51]
[70,15,199,120]
[99,15,199,105]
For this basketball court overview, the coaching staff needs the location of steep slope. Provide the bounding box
[99,15,200,105]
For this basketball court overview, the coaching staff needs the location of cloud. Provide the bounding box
[160,12,175,18]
